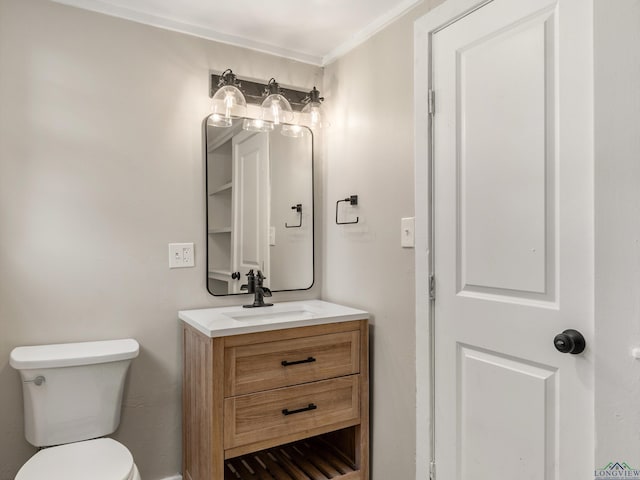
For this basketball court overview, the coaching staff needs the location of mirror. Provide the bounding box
[205,117,314,295]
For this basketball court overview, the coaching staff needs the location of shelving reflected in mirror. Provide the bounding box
[205,117,314,295]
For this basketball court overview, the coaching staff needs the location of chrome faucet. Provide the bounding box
[241,269,273,308]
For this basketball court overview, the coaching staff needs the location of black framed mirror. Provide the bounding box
[205,117,314,295]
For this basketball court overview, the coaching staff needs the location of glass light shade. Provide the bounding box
[261,94,294,125]
[242,118,274,132]
[211,85,247,127]
[281,124,305,138]
[208,113,232,128]
[301,101,323,129]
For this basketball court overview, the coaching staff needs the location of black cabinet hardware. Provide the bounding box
[282,403,317,416]
[281,356,316,367]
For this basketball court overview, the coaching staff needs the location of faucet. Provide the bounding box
[241,269,273,308]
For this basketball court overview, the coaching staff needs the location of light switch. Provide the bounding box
[269,226,276,246]
[401,217,415,248]
[169,243,195,268]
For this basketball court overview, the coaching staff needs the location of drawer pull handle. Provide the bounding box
[281,356,316,367]
[282,403,317,416]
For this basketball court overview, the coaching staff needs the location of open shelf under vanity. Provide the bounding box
[224,433,362,480]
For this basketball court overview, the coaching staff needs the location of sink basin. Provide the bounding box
[179,300,368,337]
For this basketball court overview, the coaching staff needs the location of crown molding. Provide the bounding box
[52,0,324,66]
[53,0,423,67]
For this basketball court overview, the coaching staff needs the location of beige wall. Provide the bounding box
[321,1,443,479]
[0,1,321,478]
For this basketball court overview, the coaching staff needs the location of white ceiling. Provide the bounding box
[52,0,423,65]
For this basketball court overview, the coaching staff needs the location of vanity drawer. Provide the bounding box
[223,375,360,450]
[224,330,360,396]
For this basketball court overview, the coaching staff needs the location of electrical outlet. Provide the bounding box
[169,243,195,268]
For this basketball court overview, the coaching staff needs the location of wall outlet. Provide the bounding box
[169,243,195,268]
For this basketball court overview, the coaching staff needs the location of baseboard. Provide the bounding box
[159,475,182,480]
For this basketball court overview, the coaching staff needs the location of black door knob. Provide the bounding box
[231,272,241,280]
[553,329,586,354]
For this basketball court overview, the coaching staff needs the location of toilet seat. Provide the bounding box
[15,438,136,480]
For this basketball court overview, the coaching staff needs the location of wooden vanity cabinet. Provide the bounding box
[182,319,369,480]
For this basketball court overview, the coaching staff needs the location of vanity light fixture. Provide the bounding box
[209,69,247,127]
[301,87,324,129]
[209,70,325,131]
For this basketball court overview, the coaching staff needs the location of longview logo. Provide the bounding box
[595,462,640,479]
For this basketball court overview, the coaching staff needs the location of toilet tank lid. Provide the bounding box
[10,339,139,370]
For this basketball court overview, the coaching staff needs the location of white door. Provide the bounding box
[231,131,270,293]
[431,0,593,478]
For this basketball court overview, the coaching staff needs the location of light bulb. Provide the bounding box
[271,103,280,124]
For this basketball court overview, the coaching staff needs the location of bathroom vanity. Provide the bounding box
[180,301,369,480]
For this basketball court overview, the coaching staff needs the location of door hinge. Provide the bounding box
[429,274,436,301]
[429,461,436,480]
[428,89,435,116]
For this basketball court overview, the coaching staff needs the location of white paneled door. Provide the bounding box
[431,0,593,478]
[231,131,270,293]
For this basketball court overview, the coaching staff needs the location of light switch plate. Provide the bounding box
[401,217,415,248]
[169,243,195,268]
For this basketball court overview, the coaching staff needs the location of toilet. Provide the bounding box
[10,338,141,480]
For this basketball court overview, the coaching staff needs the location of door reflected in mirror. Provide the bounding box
[205,117,314,295]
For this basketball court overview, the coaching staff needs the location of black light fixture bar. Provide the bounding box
[209,72,311,112]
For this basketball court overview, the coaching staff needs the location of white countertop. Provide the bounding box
[178,300,369,337]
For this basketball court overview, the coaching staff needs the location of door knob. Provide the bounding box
[553,329,586,354]
[231,272,241,280]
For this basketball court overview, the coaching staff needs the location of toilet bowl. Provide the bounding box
[10,339,141,480]
[15,438,141,480]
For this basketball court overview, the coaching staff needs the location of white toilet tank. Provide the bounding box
[10,339,139,447]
